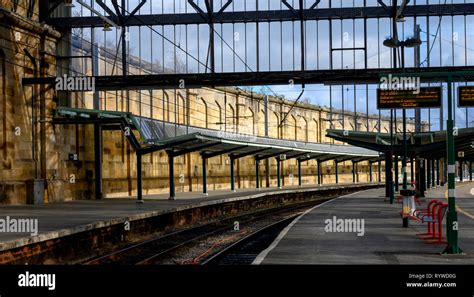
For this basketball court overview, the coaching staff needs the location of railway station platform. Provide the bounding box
[256,181,474,265]
[0,183,380,264]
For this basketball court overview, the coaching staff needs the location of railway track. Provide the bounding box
[200,215,298,265]
[83,198,327,265]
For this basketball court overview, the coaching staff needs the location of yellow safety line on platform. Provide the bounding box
[443,183,474,220]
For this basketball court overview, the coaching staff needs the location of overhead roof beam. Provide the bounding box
[171,142,221,157]
[231,148,272,160]
[201,145,247,159]
[22,66,474,90]
[48,4,474,28]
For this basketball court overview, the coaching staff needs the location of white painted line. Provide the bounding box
[251,189,371,265]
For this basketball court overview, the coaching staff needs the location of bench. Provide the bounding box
[413,200,448,244]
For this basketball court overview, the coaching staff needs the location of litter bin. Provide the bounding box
[400,189,416,227]
[26,179,45,205]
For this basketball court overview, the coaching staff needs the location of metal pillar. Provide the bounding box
[230,157,235,192]
[277,158,281,189]
[444,77,462,254]
[459,161,463,182]
[202,156,208,195]
[394,155,399,192]
[317,160,322,185]
[255,159,260,189]
[335,160,339,184]
[298,160,302,187]
[169,153,176,199]
[94,123,102,200]
[427,159,431,188]
[136,152,143,202]
[410,158,414,183]
[431,159,435,187]
[437,159,441,186]
[369,161,373,182]
[378,160,382,183]
[419,159,426,198]
[352,161,356,183]
[386,152,393,201]
[264,95,270,187]
[470,161,473,181]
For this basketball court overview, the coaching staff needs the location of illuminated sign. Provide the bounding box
[458,86,474,107]
[376,87,442,109]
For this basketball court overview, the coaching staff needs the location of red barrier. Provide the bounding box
[420,202,445,241]
[426,203,448,244]
[414,200,439,236]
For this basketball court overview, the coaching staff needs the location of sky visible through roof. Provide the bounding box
[69,0,474,131]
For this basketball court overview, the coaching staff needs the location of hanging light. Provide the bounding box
[103,22,112,32]
[64,0,75,8]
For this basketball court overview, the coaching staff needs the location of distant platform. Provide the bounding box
[256,181,474,265]
[0,183,378,254]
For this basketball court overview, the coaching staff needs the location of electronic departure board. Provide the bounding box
[458,86,474,107]
[376,87,442,109]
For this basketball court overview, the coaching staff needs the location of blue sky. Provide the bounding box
[71,0,474,130]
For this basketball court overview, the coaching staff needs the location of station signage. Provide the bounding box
[376,87,442,109]
[458,86,474,107]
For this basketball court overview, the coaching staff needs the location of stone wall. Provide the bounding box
[0,1,424,204]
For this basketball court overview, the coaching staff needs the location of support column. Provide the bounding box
[317,160,322,185]
[410,158,414,184]
[427,159,431,188]
[202,156,208,195]
[385,152,393,200]
[298,160,302,187]
[230,157,235,192]
[335,160,339,184]
[437,159,441,186]
[378,160,381,183]
[94,123,102,200]
[277,157,281,189]
[444,77,462,254]
[459,161,464,182]
[255,159,260,189]
[419,159,426,197]
[369,161,373,182]
[136,152,143,203]
[394,155,399,192]
[470,161,473,181]
[169,152,176,200]
[352,161,356,183]
[431,159,435,187]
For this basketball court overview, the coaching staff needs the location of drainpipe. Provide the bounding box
[23,49,38,180]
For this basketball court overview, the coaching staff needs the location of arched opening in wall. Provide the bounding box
[27,0,35,19]
[177,92,186,125]
[215,101,223,130]
[290,115,297,140]
[246,107,255,135]
[313,119,320,142]
[12,0,19,12]
[299,116,308,142]
[201,97,209,128]
[271,111,280,138]
[257,109,265,137]
[163,91,170,122]
[227,104,235,133]
[0,49,6,160]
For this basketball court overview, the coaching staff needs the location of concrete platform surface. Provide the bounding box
[0,183,371,252]
[257,181,474,265]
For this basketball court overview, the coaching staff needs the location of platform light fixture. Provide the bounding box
[64,0,75,8]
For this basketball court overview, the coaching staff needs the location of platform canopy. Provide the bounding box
[326,129,474,161]
[54,107,382,163]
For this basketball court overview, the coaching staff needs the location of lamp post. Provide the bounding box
[383,35,421,227]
